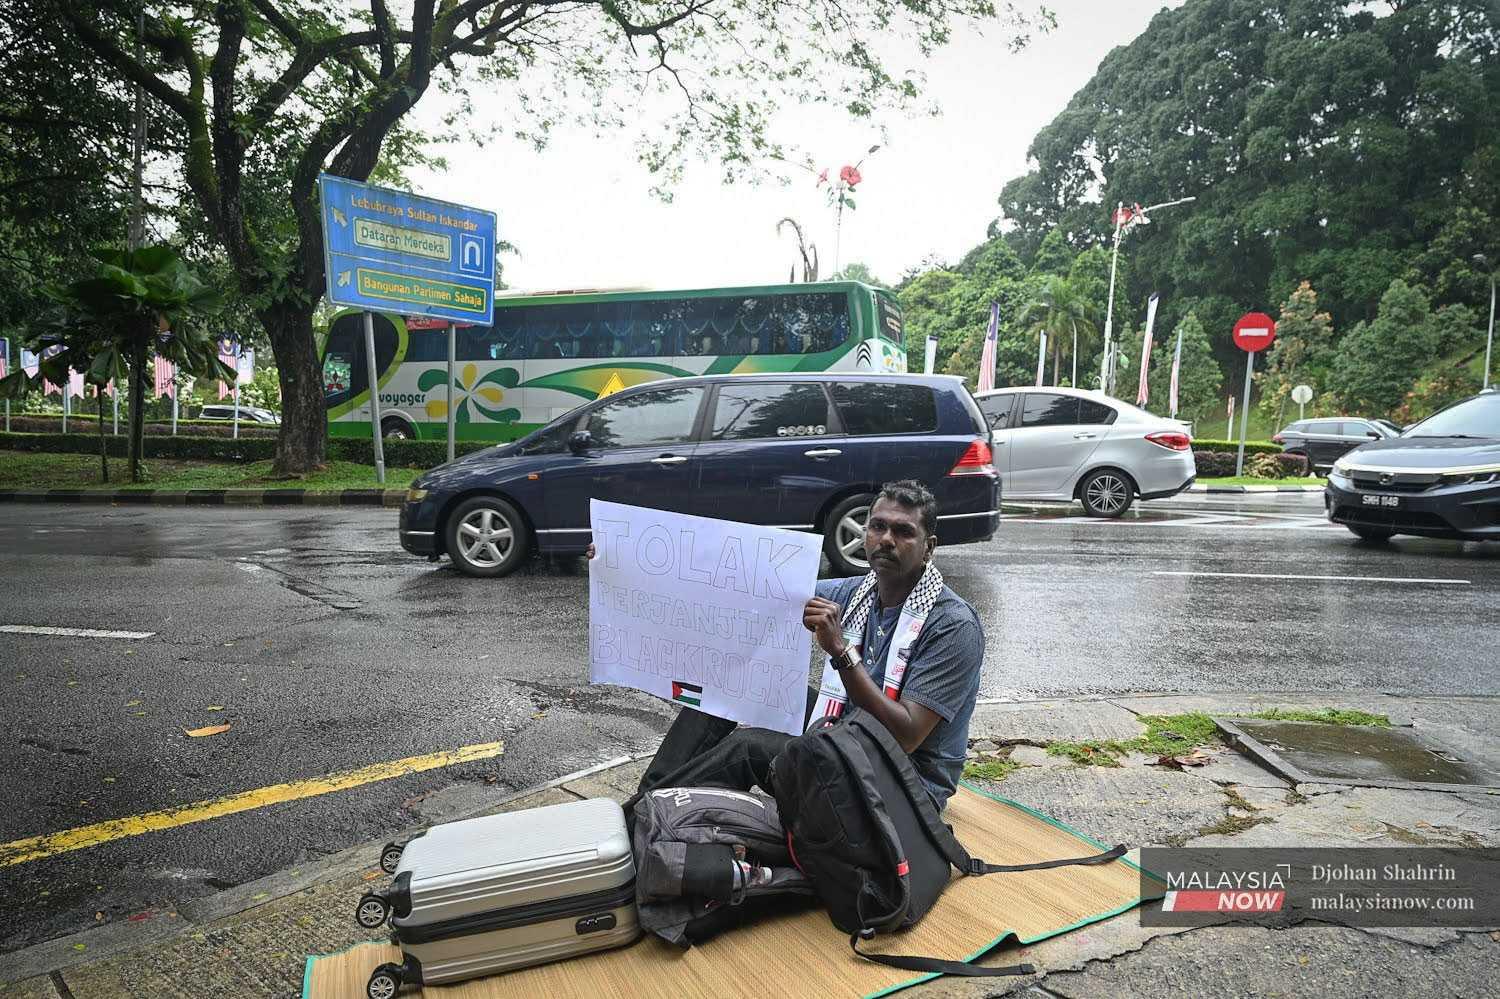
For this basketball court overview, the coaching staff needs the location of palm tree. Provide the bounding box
[2,245,228,482]
[1018,276,1098,386]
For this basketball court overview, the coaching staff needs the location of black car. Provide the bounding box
[1273,417,1395,471]
[1325,389,1500,543]
[400,373,1001,577]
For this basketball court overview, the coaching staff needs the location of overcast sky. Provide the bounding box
[408,1,1175,293]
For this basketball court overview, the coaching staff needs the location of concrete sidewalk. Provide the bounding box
[4,691,1498,998]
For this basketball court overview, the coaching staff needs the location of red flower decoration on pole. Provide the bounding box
[839,165,862,187]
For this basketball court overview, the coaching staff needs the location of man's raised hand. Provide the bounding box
[803,597,846,657]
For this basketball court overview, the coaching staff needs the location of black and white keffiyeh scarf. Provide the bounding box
[811,562,945,721]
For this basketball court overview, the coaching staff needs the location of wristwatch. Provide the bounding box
[831,645,860,673]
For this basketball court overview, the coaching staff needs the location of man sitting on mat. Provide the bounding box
[615,479,985,816]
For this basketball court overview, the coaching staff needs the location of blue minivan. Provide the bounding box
[399,373,1000,577]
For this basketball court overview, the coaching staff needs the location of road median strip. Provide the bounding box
[0,488,407,506]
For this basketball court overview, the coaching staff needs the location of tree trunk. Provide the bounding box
[260,301,327,475]
[128,331,147,483]
[96,383,108,483]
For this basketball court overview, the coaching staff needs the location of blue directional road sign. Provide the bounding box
[318,175,498,325]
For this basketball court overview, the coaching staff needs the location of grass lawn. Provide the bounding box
[1198,475,1323,487]
[0,449,417,491]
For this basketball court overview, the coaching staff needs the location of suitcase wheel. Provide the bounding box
[355,893,391,929]
[379,842,404,875]
[366,963,404,999]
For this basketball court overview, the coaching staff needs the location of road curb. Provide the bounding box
[0,488,407,507]
[0,752,654,987]
[1187,484,1325,494]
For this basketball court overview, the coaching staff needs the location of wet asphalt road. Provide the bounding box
[1,496,1496,952]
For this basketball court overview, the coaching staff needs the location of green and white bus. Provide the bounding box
[321,281,905,442]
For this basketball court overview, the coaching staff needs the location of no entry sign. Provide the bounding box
[1233,312,1276,353]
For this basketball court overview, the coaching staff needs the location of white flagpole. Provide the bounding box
[62,378,69,434]
[171,372,179,435]
[1137,293,1159,408]
[1070,320,1078,388]
[922,335,937,375]
[1035,331,1047,386]
[1169,326,1184,419]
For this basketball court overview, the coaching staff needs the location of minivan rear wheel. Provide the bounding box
[823,493,874,577]
[446,496,530,577]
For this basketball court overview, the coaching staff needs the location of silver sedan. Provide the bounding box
[974,387,1197,517]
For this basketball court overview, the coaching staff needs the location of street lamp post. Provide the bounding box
[1100,195,1196,395]
[1475,254,1495,390]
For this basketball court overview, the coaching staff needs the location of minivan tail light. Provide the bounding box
[949,440,996,476]
[1145,431,1192,451]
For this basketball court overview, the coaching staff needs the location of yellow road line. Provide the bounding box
[0,740,504,868]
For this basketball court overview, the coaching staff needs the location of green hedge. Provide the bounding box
[0,432,491,468]
[1191,438,1280,455]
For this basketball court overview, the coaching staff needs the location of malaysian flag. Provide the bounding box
[1136,293,1159,407]
[217,338,237,399]
[977,302,999,394]
[40,345,60,395]
[155,357,176,398]
[68,368,85,399]
[21,348,39,376]
[1168,324,1184,418]
[0,338,7,378]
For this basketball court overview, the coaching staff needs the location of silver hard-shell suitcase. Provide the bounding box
[357,797,639,997]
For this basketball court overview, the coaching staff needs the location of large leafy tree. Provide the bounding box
[993,0,1499,372]
[39,0,1049,474]
[1332,279,1440,416]
[1258,281,1337,423]
[0,1,181,340]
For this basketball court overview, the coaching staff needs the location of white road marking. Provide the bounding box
[1152,571,1469,586]
[0,625,156,639]
[1001,512,1340,531]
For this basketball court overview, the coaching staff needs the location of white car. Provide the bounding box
[974,387,1196,517]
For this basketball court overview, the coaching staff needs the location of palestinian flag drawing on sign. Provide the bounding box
[670,681,703,707]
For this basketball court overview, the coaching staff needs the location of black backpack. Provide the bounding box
[631,786,816,947]
[770,713,1126,978]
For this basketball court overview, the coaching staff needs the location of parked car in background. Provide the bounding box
[199,404,280,425]
[400,373,1000,578]
[973,387,1195,518]
[1372,418,1405,437]
[1273,417,1395,472]
[1326,389,1500,543]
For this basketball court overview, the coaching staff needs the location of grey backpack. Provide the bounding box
[630,786,815,946]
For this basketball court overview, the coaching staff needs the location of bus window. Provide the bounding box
[322,316,360,406]
[876,292,903,343]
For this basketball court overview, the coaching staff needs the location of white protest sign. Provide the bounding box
[589,499,819,736]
